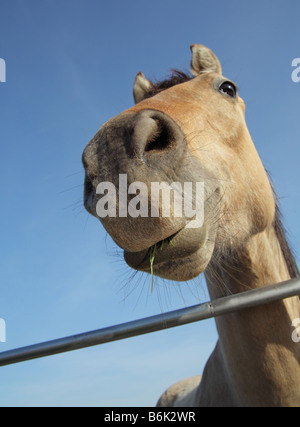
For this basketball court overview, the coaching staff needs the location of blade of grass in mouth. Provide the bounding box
[149,243,157,293]
[149,237,174,292]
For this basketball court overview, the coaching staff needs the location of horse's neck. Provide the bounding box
[203,225,300,406]
[207,225,295,297]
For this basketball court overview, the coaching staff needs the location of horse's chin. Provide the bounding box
[124,223,215,281]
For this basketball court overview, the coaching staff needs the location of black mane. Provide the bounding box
[143,69,193,99]
[273,204,299,278]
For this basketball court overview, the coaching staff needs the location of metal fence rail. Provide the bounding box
[0,277,300,367]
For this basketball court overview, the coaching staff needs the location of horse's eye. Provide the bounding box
[219,81,237,99]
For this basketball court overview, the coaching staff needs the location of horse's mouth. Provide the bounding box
[124,231,180,272]
[124,222,208,275]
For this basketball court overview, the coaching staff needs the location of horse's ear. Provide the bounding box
[133,72,153,104]
[190,44,222,76]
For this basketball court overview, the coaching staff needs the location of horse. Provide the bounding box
[82,44,300,406]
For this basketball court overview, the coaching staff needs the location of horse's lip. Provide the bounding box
[123,224,201,271]
[142,229,182,263]
[125,226,182,255]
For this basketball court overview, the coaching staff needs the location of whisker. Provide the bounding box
[64,170,84,179]
[58,184,83,195]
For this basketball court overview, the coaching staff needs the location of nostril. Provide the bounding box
[129,110,183,160]
[85,173,93,189]
[84,173,97,215]
[145,119,173,153]
[84,173,95,199]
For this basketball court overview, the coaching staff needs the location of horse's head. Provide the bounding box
[82,44,275,281]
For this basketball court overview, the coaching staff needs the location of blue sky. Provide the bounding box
[0,0,299,407]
